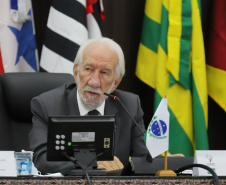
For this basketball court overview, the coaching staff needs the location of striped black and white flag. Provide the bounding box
[40,0,104,75]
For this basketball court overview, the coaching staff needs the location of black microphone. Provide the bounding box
[104,92,152,162]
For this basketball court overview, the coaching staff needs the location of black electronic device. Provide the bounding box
[47,116,115,175]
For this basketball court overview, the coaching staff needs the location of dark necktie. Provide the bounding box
[88,110,99,116]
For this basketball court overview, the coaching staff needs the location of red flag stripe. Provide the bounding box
[0,48,5,74]
[86,0,98,14]
[86,0,105,21]
[206,0,226,71]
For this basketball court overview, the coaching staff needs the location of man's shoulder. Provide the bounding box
[111,89,143,117]
[34,82,76,100]
[113,89,138,99]
[112,89,137,96]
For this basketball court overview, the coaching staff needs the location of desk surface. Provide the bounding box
[0,176,225,185]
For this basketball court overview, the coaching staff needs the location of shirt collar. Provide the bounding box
[77,89,105,116]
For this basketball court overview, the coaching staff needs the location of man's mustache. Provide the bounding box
[83,86,102,95]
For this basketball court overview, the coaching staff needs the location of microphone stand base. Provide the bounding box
[155,170,177,176]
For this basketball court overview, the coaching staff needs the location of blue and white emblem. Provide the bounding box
[147,116,168,139]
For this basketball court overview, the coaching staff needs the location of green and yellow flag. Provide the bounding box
[136,0,208,156]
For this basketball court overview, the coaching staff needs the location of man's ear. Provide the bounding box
[73,64,78,83]
[111,75,122,92]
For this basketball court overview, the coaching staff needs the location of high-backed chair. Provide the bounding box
[0,72,74,151]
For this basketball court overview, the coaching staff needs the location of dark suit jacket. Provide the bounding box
[29,83,149,174]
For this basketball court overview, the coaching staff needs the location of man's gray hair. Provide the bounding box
[74,37,125,79]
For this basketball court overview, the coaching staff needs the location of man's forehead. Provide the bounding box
[82,62,113,70]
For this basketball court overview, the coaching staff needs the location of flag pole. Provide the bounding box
[164,151,167,170]
[155,151,177,176]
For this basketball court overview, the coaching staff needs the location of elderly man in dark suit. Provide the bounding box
[29,37,149,174]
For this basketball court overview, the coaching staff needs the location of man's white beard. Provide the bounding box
[77,75,115,110]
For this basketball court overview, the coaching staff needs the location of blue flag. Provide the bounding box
[0,0,38,73]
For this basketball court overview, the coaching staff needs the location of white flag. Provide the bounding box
[145,98,170,158]
[40,0,104,74]
[0,0,38,74]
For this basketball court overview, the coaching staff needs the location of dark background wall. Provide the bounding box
[32,0,226,151]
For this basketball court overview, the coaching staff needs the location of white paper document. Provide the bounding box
[193,150,226,176]
[0,151,17,177]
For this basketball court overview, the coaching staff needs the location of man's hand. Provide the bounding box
[167,153,184,157]
[97,156,124,171]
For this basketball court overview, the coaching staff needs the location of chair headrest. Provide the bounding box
[0,72,74,122]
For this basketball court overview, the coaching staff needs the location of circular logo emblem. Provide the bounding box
[151,120,167,136]
[147,116,168,139]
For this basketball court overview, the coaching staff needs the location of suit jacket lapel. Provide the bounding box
[105,97,121,155]
[66,86,80,115]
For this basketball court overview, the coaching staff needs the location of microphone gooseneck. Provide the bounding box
[104,93,144,136]
[104,92,152,163]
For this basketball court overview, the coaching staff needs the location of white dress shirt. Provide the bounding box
[77,90,105,116]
